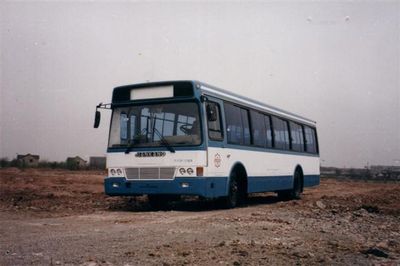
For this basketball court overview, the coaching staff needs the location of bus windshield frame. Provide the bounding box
[107,100,203,150]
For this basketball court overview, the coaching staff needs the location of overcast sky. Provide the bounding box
[1,1,399,168]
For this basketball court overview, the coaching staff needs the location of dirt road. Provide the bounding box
[1,168,399,265]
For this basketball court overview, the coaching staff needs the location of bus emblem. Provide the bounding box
[214,154,222,168]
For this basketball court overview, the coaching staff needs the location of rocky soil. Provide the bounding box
[0,168,399,265]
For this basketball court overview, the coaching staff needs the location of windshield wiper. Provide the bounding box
[124,128,148,154]
[153,127,175,153]
[124,127,175,154]
[124,143,135,154]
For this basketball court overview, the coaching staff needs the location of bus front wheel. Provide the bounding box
[218,173,240,209]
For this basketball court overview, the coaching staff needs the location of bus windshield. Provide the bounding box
[108,102,202,149]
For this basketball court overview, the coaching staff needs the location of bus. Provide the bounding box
[94,80,320,209]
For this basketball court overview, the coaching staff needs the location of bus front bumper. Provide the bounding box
[104,177,228,198]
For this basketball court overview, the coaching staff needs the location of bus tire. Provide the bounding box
[278,170,302,200]
[219,173,239,209]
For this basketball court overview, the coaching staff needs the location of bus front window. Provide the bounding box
[108,102,201,148]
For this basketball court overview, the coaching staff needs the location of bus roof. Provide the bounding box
[193,80,316,126]
[112,80,316,126]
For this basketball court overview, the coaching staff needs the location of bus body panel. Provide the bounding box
[206,147,320,194]
[105,147,319,198]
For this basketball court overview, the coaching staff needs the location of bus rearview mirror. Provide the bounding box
[206,104,218,122]
[94,110,101,128]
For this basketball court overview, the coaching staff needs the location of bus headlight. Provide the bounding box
[177,167,200,176]
[109,168,124,177]
[186,168,194,175]
[179,168,186,175]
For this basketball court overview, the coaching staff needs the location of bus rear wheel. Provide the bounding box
[278,171,302,200]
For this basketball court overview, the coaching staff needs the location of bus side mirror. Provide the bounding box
[94,110,101,128]
[206,104,218,122]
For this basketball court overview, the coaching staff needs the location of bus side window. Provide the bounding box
[289,121,304,152]
[225,103,243,144]
[250,110,266,148]
[304,126,317,153]
[206,102,223,141]
[241,109,251,145]
[283,120,290,150]
[272,116,290,150]
[264,115,273,148]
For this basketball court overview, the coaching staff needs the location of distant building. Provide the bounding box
[66,156,87,169]
[370,165,400,180]
[17,154,40,167]
[89,156,106,169]
[320,167,337,176]
[370,165,400,173]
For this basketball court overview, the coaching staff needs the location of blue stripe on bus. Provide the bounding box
[247,175,293,193]
[304,174,320,187]
[248,174,320,193]
[105,174,320,198]
[105,177,228,198]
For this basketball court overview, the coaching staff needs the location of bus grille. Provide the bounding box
[125,167,175,180]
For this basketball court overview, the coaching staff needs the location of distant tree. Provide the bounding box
[37,160,68,169]
[0,158,10,168]
[38,160,49,168]
[365,169,372,180]
[66,160,78,170]
[348,168,355,177]
[56,162,67,169]
[10,159,21,168]
[335,168,341,176]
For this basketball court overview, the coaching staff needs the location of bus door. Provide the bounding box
[204,97,227,182]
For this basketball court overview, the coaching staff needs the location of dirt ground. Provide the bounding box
[0,168,399,265]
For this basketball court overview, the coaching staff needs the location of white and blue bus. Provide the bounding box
[94,80,320,208]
